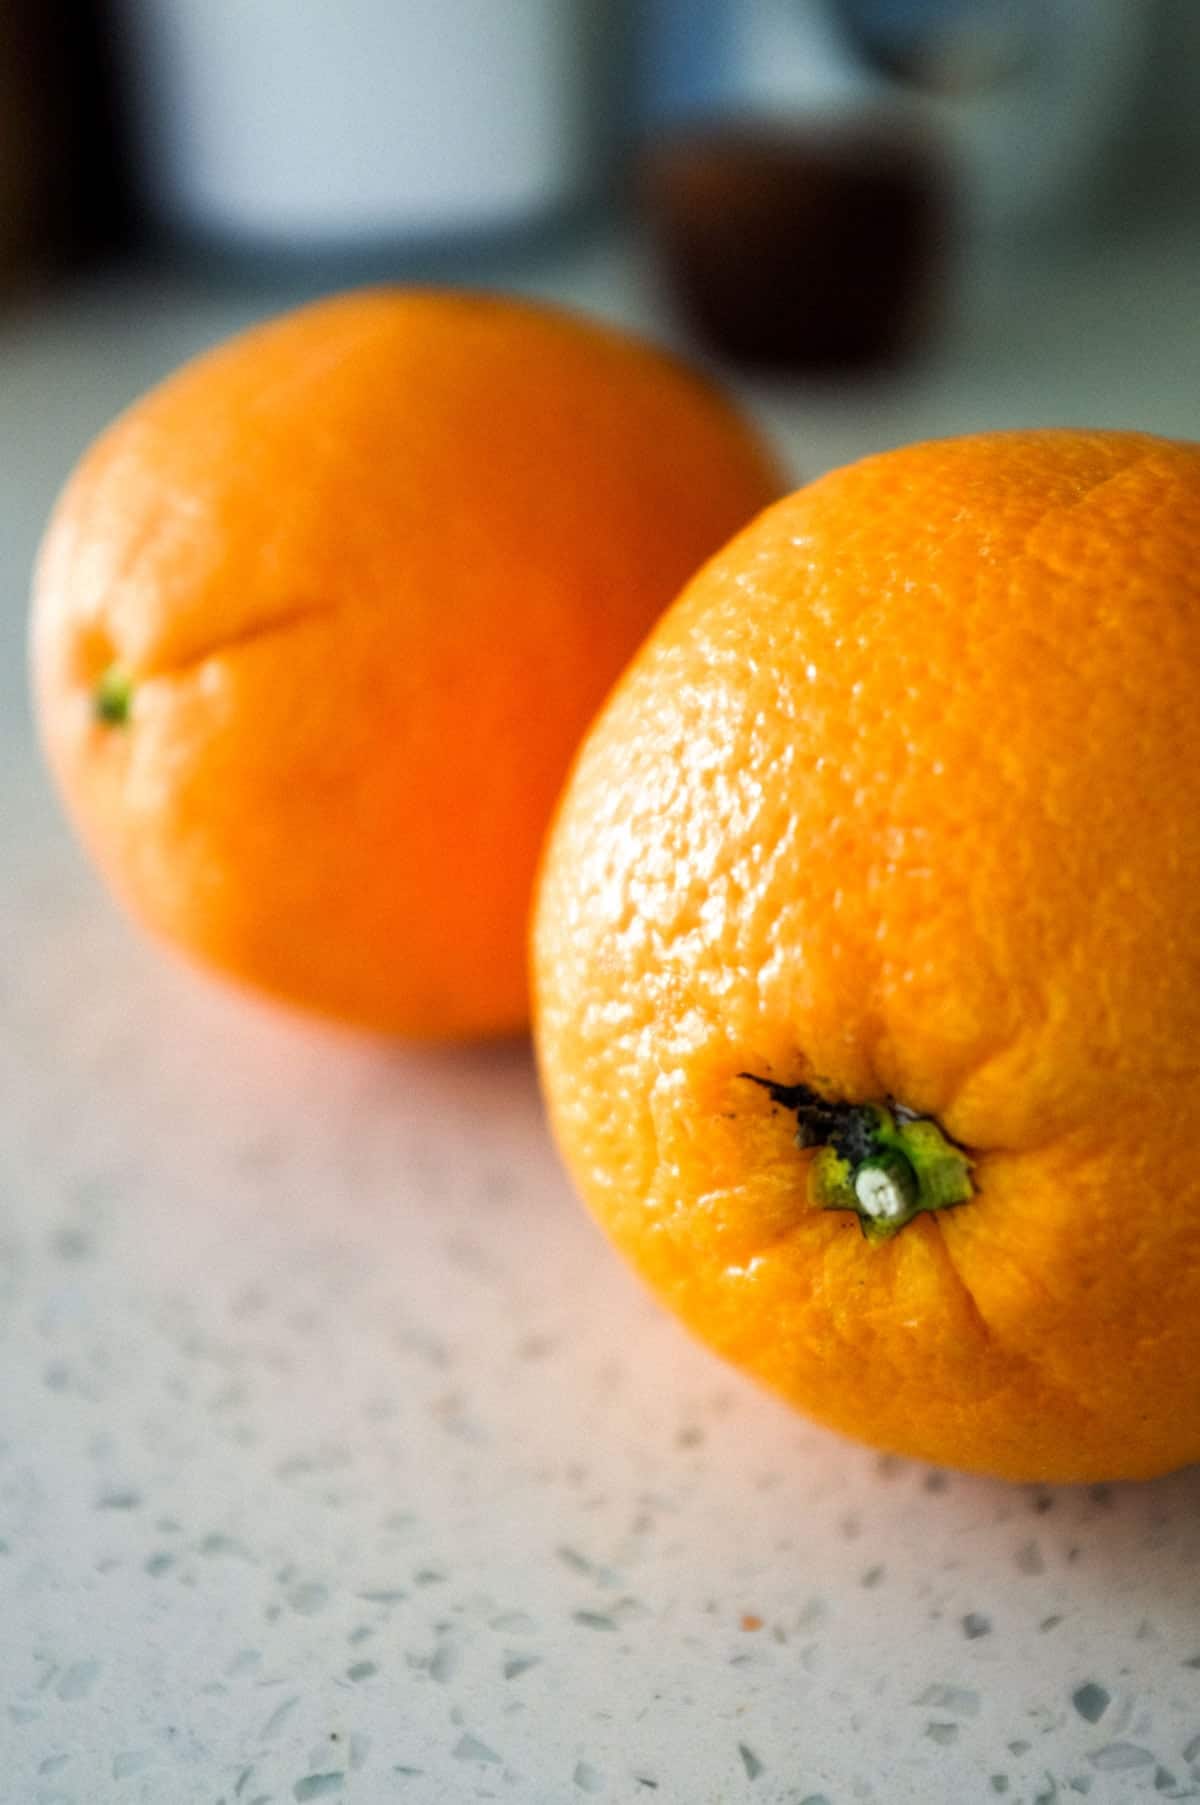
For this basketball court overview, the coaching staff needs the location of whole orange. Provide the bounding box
[534,429,1200,1482]
[30,290,782,1038]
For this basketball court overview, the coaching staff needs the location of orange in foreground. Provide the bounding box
[534,429,1200,1482]
[31,289,782,1038]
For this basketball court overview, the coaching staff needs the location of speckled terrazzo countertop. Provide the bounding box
[5,222,1200,1805]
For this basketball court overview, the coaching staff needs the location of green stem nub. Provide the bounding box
[743,1075,974,1243]
[93,664,133,727]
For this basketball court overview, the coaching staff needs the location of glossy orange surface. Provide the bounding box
[31,289,783,1037]
[535,430,1200,1480]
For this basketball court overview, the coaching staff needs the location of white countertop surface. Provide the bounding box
[5,217,1200,1805]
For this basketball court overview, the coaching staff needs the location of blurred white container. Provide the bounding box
[115,0,613,250]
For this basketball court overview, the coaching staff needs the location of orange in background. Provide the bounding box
[31,289,783,1038]
[535,429,1200,1482]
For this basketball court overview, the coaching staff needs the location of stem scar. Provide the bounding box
[741,1073,975,1242]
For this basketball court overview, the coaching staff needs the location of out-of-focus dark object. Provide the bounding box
[640,120,948,373]
[112,0,622,259]
[0,0,131,291]
[0,3,50,286]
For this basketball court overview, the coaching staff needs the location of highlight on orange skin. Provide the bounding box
[31,287,786,1039]
[534,429,1200,1482]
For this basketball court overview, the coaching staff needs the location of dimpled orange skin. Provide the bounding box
[31,289,783,1038]
[534,429,1200,1483]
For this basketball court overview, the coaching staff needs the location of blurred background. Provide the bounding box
[7,1,1200,704]
[3,0,1199,334]
[1,0,1199,571]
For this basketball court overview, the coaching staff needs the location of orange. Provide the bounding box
[534,429,1200,1483]
[30,289,782,1038]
